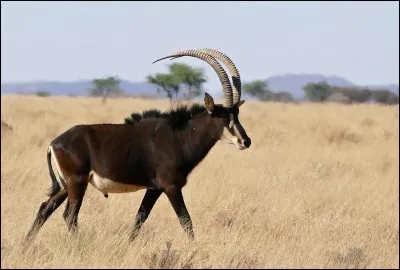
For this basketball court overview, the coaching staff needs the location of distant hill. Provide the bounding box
[265,73,399,99]
[1,74,398,100]
[0,79,163,98]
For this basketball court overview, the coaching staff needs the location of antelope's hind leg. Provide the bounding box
[129,189,162,242]
[26,189,68,243]
[62,174,89,233]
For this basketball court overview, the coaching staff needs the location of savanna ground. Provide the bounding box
[1,95,399,269]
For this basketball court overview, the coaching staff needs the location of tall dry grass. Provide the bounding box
[1,95,399,269]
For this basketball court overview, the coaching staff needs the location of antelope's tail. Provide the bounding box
[46,146,61,197]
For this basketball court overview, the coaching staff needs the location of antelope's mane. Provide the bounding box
[124,103,207,130]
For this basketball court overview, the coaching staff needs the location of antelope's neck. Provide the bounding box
[178,113,224,175]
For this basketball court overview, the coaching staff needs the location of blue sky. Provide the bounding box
[1,1,399,93]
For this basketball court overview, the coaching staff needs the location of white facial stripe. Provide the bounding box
[88,171,146,194]
[220,127,243,148]
[233,124,243,140]
[49,146,67,190]
[229,113,234,128]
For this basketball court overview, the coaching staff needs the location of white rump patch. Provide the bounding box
[49,146,67,189]
[88,171,146,194]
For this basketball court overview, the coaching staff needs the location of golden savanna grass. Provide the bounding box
[1,95,399,268]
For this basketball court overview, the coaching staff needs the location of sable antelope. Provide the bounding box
[25,48,252,244]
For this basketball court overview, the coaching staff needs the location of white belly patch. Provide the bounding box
[88,171,146,194]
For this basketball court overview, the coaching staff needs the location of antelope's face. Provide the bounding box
[204,93,251,150]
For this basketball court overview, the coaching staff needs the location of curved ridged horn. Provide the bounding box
[152,50,233,108]
[171,48,242,105]
[198,49,241,105]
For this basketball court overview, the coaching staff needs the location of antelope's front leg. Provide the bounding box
[164,186,195,240]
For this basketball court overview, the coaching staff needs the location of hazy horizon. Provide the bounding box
[1,1,399,90]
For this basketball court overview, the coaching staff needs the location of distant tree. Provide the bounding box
[243,80,273,101]
[35,90,51,97]
[89,76,124,103]
[271,91,294,102]
[303,81,332,102]
[331,87,372,103]
[325,92,351,104]
[146,62,207,103]
[146,73,180,103]
[371,89,399,105]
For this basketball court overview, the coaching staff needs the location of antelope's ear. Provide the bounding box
[204,92,215,113]
[237,100,245,107]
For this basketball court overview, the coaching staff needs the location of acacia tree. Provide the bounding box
[371,89,399,104]
[303,81,332,102]
[146,73,180,103]
[89,76,124,103]
[146,62,207,103]
[169,63,206,100]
